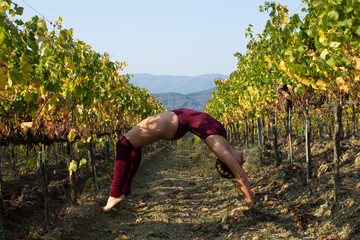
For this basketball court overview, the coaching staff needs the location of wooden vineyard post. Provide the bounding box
[317,116,324,140]
[0,141,7,240]
[262,116,266,145]
[227,124,232,144]
[324,112,328,138]
[228,124,233,143]
[88,141,99,191]
[53,143,58,164]
[333,99,342,203]
[345,111,350,137]
[230,124,234,145]
[295,117,299,137]
[232,123,237,144]
[234,123,239,145]
[303,101,312,189]
[257,117,264,147]
[287,108,293,168]
[37,144,51,227]
[0,145,3,166]
[352,104,357,136]
[272,113,281,167]
[11,146,16,176]
[329,114,334,138]
[283,115,288,139]
[244,117,249,147]
[0,178,5,240]
[250,119,255,145]
[233,124,238,146]
[236,123,241,145]
[105,135,110,163]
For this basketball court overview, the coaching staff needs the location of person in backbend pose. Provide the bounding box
[102,108,254,213]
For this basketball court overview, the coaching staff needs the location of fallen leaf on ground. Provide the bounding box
[222,224,230,231]
[135,218,144,226]
[192,223,204,230]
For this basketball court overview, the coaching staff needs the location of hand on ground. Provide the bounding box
[231,200,253,216]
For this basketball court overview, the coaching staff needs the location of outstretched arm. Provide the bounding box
[218,150,254,206]
[205,135,254,206]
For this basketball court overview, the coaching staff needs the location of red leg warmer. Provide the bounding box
[122,147,142,196]
[110,136,135,197]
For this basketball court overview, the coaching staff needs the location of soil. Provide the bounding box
[2,135,360,240]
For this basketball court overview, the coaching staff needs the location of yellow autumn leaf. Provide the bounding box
[264,54,271,63]
[21,122,33,132]
[120,61,127,70]
[307,50,315,57]
[318,29,325,43]
[330,41,341,48]
[355,72,360,82]
[279,60,286,71]
[306,50,317,61]
[68,128,76,142]
[79,158,87,169]
[354,57,360,71]
[316,80,327,90]
[69,160,77,175]
[336,77,349,92]
[299,77,310,86]
[103,113,110,121]
[247,86,255,95]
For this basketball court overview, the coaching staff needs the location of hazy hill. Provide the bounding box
[155,88,215,111]
[130,73,227,94]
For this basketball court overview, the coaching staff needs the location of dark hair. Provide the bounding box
[215,159,234,179]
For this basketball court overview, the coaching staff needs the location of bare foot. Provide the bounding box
[102,194,125,212]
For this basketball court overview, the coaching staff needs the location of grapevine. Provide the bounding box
[0,0,165,146]
[206,0,360,198]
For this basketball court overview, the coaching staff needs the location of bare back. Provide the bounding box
[124,111,178,148]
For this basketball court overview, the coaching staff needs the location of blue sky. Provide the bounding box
[13,0,305,76]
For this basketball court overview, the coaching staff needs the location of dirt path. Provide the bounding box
[44,142,360,240]
[46,145,240,240]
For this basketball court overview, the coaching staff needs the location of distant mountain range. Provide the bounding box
[154,88,215,111]
[129,73,228,111]
[130,73,227,94]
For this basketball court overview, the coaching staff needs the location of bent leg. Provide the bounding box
[104,111,178,212]
[122,147,142,196]
[109,136,134,197]
[103,136,135,212]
